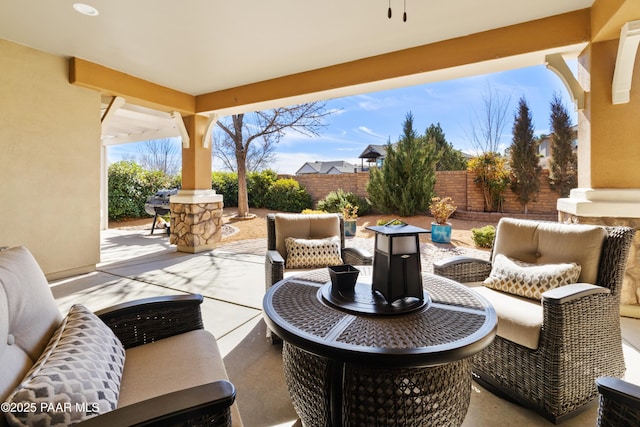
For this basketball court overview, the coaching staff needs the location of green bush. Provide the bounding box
[266,178,313,212]
[108,161,176,220]
[211,171,239,206]
[316,189,371,216]
[248,169,277,208]
[471,225,496,249]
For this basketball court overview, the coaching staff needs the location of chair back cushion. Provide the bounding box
[491,218,606,284]
[0,247,62,402]
[274,214,341,260]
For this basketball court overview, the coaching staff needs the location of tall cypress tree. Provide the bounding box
[548,93,577,197]
[509,97,541,214]
[367,112,438,216]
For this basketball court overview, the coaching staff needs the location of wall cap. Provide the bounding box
[557,188,640,218]
[170,189,223,204]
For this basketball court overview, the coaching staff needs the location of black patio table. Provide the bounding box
[263,266,497,427]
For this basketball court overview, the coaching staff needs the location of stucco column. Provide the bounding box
[169,114,224,253]
[557,40,640,318]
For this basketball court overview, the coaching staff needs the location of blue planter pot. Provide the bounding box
[431,222,452,243]
[344,220,357,237]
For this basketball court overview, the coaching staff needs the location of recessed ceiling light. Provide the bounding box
[73,3,99,16]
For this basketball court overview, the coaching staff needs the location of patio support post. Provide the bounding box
[557,39,640,318]
[170,114,224,253]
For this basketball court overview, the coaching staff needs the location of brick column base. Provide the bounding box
[169,190,224,254]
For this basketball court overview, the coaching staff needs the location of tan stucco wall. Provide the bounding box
[0,39,101,279]
[578,40,640,188]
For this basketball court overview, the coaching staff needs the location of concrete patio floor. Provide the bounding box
[50,228,640,427]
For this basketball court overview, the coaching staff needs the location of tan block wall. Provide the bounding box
[293,170,561,218]
[0,39,101,279]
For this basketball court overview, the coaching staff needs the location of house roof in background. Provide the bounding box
[296,161,358,175]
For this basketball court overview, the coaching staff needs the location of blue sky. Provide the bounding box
[109,64,578,175]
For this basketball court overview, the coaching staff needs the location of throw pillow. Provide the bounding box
[4,304,125,426]
[484,254,581,300]
[285,236,343,269]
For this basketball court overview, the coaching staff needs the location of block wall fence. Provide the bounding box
[287,170,559,221]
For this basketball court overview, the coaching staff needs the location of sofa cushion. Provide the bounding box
[491,218,606,284]
[4,304,125,426]
[0,246,63,402]
[284,237,343,269]
[468,282,543,350]
[117,329,242,425]
[274,213,340,259]
[484,254,581,300]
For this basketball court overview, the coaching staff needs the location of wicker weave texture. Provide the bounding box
[342,359,471,427]
[597,394,640,427]
[283,342,472,427]
[283,342,331,427]
[100,303,204,349]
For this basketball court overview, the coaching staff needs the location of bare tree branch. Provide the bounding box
[211,102,333,217]
[468,84,512,154]
[136,138,181,175]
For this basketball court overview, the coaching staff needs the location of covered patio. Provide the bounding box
[2,0,640,425]
[50,226,640,426]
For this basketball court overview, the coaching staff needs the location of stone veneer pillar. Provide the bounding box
[558,189,640,319]
[169,190,224,253]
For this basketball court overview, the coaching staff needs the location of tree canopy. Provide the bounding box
[367,112,439,216]
[509,97,541,213]
[548,93,577,197]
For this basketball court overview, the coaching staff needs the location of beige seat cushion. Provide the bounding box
[468,282,543,350]
[118,329,242,426]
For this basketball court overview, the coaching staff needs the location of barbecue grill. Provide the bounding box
[144,188,178,235]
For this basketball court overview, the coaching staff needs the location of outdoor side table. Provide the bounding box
[262,266,497,427]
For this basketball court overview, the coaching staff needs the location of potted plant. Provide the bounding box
[429,196,457,243]
[342,203,358,237]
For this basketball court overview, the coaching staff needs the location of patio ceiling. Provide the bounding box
[0,0,598,144]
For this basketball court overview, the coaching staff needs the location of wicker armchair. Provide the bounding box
[596,377,640,427]
[433,218,635,423]
[265,213,372,343]
[265,213,372,289]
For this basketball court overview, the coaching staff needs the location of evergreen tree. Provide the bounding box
[548,93,577,197]
[509,97,541,214]
[426,123,468,171]
[367,112,438,216]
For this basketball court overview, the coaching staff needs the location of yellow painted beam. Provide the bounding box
[197,9,591,113]
[69,57,195,115]
[592,0,640,42]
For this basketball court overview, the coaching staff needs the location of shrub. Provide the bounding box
[471,225,496,249]
[108,161,176,220]
[266,178,313,212]
[211,171,238,206]
[316,189,371,216]
[247,169,277,208]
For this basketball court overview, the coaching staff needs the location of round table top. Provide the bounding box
[263,266,497,367]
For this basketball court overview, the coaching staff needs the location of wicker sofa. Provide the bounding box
[596,377,640,426]
[433,218,635,423]
[0,246,241,427]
